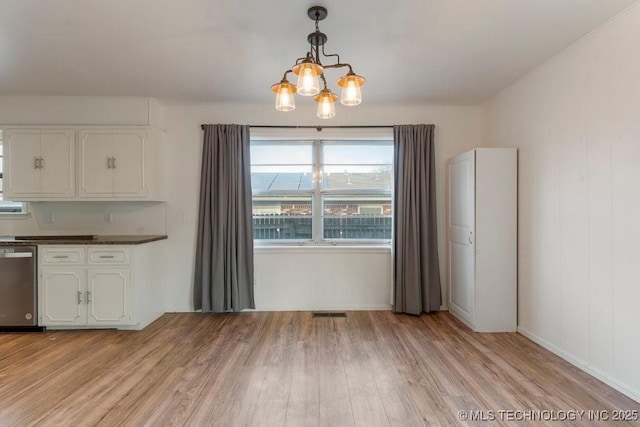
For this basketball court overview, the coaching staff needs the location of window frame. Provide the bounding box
[251,137,393,246]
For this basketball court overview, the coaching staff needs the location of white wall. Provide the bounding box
[486,4,640,401]
[255,247,392,310]
[163,101,487,312]
[0,96,164,128]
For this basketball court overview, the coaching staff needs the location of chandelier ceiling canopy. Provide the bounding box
[271,6,366,119]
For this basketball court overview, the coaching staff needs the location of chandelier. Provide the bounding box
[271,6,366,119]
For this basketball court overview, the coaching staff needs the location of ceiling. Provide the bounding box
[0,0,635,105]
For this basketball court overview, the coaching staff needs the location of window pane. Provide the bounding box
[323,196,392,240]
[323,165,391,190]
[251,144,312,165]
[253,196,312,240]
[251,166,314,191]
[323,144,392,165]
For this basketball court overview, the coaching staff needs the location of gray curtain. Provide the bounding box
[194,124,255,312]
[393,124,441,314]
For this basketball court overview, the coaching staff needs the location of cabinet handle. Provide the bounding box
[98,255,115,259]
[86,291,92,304]
[78,291,83,304]
[34,157,39,169]
[39,157,44,168]
[468,231,473,244]
[107,157,112,169]
[52,255,68,259]
[112,157,117,169]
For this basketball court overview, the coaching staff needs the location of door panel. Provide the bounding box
[4,130,41,195]
[87,268,132,325]
[78,131,113,196]
[447,151,475,320]
[40,129,75,196]
[40,268,85,326]
[112,130,147,197]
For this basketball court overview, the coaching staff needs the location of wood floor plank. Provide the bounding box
[0,311,637,426]
[251,398,288,427]
[319,397,356,427]
[350,395,390,427]
[318,364,349,402]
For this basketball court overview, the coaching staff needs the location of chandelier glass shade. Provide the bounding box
[272,79,296,112]
[271,6,366,119]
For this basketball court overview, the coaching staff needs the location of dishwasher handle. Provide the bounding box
[0,252,33,258]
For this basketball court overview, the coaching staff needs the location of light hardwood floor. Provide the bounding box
[0,312,638,426]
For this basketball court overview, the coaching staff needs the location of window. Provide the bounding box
[251,139,393,243]
[0,130,28,215]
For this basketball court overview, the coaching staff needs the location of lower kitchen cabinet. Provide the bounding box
[86,268,131,325]
[38,242,165,330]
[40,267,86,327]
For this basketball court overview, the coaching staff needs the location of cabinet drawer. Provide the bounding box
[41,247,84,265]
[87,248,130,265]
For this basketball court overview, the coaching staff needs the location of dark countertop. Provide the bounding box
[0,235,167,246]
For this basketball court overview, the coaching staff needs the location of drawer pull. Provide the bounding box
[52,255,69,259]
[87,291,92,303]
[98,255,116,259]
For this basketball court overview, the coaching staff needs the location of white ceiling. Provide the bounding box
[0,0,635,105]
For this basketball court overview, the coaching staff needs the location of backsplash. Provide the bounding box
[0,201,167,236]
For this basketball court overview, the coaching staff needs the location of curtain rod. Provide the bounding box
[200,124,393,131]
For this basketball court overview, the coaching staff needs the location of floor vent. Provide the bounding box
[312,312,347,318]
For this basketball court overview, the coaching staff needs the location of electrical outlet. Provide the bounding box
[43,212,54,224]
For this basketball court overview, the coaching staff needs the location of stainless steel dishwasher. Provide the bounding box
[0,246,37,327]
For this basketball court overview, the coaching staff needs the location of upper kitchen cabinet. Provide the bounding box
[2,128,75,199]
[78,127,165,200]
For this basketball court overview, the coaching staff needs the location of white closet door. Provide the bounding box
[448,150,475,323]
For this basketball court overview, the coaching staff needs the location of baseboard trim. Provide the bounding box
[254,304,393,311]
[517,326,640,403]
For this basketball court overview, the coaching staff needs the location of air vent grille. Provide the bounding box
[312,312,347,318]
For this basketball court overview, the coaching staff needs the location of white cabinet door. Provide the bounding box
[447,150,475,324]
[4,130,41,195]
[3,129,75,199]
[78,130,114,197]
[40,267,86,327]
[87,268,132,326]
[40,129,75,196]
[78,129,148,198]
[112,130,147,197]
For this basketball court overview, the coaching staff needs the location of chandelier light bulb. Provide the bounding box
[275,85,295,111]
[337,73,366,106]
[271,79,297,112]
[341,78,361,106]
[296,64,321,96]
[315,89,337,119]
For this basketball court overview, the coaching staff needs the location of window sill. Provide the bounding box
[0,212,31,220]
[254,244,391,254]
